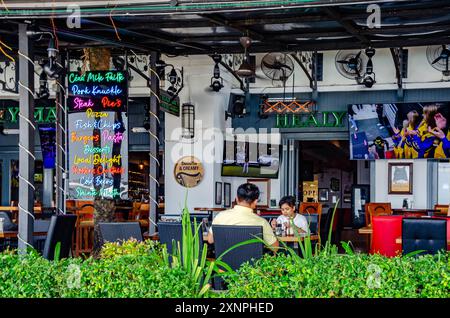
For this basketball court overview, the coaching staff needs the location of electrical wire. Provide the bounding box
[0,38,15,63]
[109,4,122,41]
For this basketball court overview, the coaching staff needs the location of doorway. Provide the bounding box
[298,140,356,211]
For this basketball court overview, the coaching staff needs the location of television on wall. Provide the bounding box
[348,103,450,160]
[221,137,281,179]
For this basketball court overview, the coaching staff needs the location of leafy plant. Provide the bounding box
[222,252,450,298]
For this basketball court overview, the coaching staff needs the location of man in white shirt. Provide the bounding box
[207,183,279,250]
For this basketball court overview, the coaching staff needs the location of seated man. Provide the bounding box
[207,183,279,250]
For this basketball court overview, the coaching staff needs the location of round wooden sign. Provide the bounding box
[174,156,204,188]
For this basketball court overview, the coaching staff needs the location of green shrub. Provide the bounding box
[222,252,450,298]
[0,243,198,298]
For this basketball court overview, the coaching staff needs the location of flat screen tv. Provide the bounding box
[348,103,450,160]
[221,138,281,178]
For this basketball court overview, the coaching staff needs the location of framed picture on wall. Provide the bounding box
[247,178,270,208]
[388,163,413,194]
[215,182,223,205]
[318,188,329,202]
[224,183,231,208]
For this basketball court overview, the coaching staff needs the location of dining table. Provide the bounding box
[143,232,319,243]
[0,231,48,239]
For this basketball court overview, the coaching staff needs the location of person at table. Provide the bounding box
[271,196,309,235]
[207,183,279,250]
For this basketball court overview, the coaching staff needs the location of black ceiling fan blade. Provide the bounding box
[355,51,362,59]
[262,60,280,70]
[278,62,293,71]
[337,60,350,64]
[432,55,443,65]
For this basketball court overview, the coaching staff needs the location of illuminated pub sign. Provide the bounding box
[67,70,129,200]
[275,111,347,128]
[0,100,56,124]
[68,71,128,112]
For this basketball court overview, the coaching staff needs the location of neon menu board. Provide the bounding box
[68,71,128,113]
[67,70,128,200]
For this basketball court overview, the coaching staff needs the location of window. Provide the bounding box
[438,162,450,204]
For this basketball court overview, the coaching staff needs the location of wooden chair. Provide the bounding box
[137,203,150,229]
[74,201,94,257]
[299,202,323,243]
[128,202,142,221]
[434,204,450,217]
[364,202,392,252]
[365,202,392,226]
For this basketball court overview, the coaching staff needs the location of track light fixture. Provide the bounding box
[359,47,376,88]
[362,74,375,88]
[168,67,178,85]
[112,56,126,71]
[210,54,224,92]
[210,77,224,92]
[43,38,64,79]
[233,96,246,117]
[37,59,49,99]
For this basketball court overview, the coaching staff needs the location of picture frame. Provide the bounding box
[318,188,329,202]
[215,182,223,205]
[223,183,232,208]
[247,178,270,208]
[388,162,413,194]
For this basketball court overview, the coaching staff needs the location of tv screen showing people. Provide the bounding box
[348,103,450,159]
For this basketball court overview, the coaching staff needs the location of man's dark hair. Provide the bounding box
[237,183,260,203]
[279,196,296,208]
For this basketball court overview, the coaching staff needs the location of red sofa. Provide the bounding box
[371,215,450,257]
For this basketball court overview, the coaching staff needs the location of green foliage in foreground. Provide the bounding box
[221,252,450,298]
[0,241,448,298]
[0,241,197,298]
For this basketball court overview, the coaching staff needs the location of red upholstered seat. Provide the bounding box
[371,215,403,257]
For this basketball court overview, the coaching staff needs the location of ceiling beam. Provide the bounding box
[81,18,208,52]
[200,13,265,41]
[322,7,370,46]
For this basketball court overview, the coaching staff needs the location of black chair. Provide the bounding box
[303,214,319,235]
[33,219,51,253]
[402,218,447,256]
[99,222,143,244]
[212,225,264,270]
[42,214,77,260]
[211,225,264,290]
[158,221,204,255]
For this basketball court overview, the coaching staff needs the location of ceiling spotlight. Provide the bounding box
[44,39,64,79]
[362,75,375,88]
[168,67,178,85]
[47,38,58,59]
[210,77,224,92]
[233,96,246,117]
[37,71,49,99]
[113,56,125,71]
[37,59,49,99]
[167,85,178,96]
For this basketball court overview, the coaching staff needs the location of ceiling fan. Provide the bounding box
[335,50,364,80]
[260,53,294,84]
[427,44,450,76]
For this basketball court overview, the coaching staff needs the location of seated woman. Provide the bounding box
[271,196,309,235]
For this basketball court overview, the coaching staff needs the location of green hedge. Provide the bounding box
[1,241,448,298]
[222,253,450,298]
[0,241,197,298]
